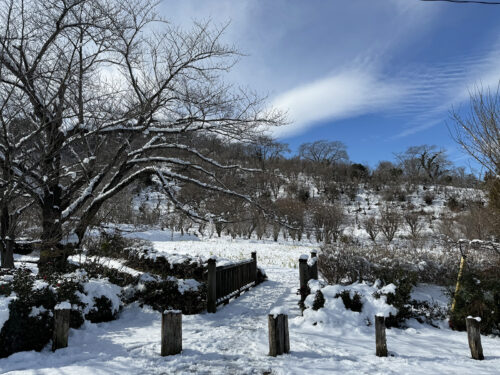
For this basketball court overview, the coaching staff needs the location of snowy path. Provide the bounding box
[1,266,500,375]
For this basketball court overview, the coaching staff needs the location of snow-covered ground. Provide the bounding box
[1,234,499,375]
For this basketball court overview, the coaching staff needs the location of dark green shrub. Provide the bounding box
[312,290,325,310]
[81,262,137,287]
[335,290,362,312]
[0,298,53,358]
[449,269,500,334]
[85,296,116,323]
[134,279,206,314]
[0,269,57,358]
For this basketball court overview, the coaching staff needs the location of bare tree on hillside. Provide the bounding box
[404,211,424,241]
[311,202,346,244]
[0,0,283,268]
[362,216,379,243]
[299,140,348,165]
[379,205,400,243]
[395,145,451,184]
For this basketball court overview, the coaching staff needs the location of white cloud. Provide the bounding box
[271,69,409,137]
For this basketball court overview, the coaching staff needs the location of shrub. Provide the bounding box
[85,296,116,323]
[134,278,206,314]
[373,268,417,327]
[447,195,464,212]
[84,233,206,282]
[317,246,372,284]
[449,268,500,334]
[335,290,362,312]
[0,268,56,358]
[319,244,461,286]
[312,290,325,311]
[0,268,125,358]
[379,206,400,243]
[423,192,435,205]
[0,298,54,358]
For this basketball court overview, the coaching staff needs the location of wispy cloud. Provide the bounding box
[271,69,410,137]
[272,39,500,139]
[393,43,500,138]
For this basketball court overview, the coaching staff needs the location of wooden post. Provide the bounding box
[251,251,257,283]
[161,310,182,356]
[466,317,484,360]
[52,305,70,351]
[268,313,290,356]
[207,258,217,313]
[375,315,388,357]
[309,251,318,280]
[299,255,309,305]
[236,266,241,297]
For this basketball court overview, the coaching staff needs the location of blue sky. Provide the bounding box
[160,0,500,172]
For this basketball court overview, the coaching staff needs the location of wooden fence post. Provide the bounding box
[268,313,290,356]
[375,315,388,357]
[309,251,318,280]
[251,251,257,283]
[466,317,484,360]
[299,255,309,306]
[161,310,182,356]
[52,304,70,351]
[207,257,217,313]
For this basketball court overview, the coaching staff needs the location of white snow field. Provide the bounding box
[1,236,500,375]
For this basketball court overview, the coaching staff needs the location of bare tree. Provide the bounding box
[311,202,346,244]
[451,85,500,234]
[299,140,348,165]
[249,136,290,169]
[379,205,400,243]
[395,145,451,183]
[362,216,379,243]
[0,0,282,268]
[451,86,500,176]
[403,211,423,241]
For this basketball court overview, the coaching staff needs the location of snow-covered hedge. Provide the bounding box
[84,232,206,282]
[0,268,123,358]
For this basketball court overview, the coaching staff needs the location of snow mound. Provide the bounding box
[301,282,398,328]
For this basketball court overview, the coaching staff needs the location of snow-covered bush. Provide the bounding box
[132,275,205,314]
[0,268,55,358]
[302,282,398,328]
[0,268,124,358]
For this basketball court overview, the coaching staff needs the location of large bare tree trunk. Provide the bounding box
[0,204,14,269]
